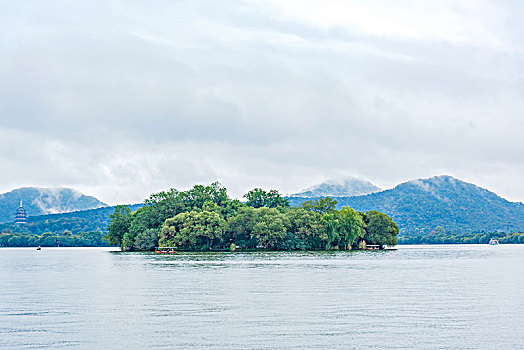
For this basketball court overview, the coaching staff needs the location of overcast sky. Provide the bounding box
[1,0,523,204]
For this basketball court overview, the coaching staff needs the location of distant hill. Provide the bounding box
[0,204,142,234]
[4,176,523,236]
[288,175,524,234]
[0,187,107,223]
[291,177,381,197]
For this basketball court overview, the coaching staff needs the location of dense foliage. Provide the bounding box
[107,183,399,251]
[399,231,524,244]
[287,175,524,235]
[0,231,108,247]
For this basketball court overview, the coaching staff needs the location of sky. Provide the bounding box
[1,0,523,204]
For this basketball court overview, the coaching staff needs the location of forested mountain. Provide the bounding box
[291,177,381,197]
[0,187,107,223]
[288,175,524,234]
[3,176,523,236]
[0,204,142,235]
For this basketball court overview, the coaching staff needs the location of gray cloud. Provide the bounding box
[0,0,523,204]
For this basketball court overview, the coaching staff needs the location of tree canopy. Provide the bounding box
[364,210,399,248]
[300,197,338,214]
[104,183,399,251]
[0,231,108,247]
[243,188,289,209]
[161,210,226,250]
[106,205,132,246]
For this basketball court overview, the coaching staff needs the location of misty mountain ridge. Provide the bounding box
[1,175,523,235]
[0,187,107,223]
[291,177,381,197]
[288,175,524,234]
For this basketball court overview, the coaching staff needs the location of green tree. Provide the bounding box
[321,212,339,249]
[251,207,289,249]
[123,206,157,250]
[40,232,58,247]
[180,182,230,210]
[8,235,22,247]
[106,206,132,246]
[143,189,187,228]
[301,197,338,214]
[58,230,73,246]
[222,199,246,219]
[78,231,104,246]
[161,210,226,250]
[134,229,159,251]
[121,231,136,250]
[364,210,399,248]
[226,206,258,248]
[243,188,266,208]
[244,188,289,208]
[0,233,10,247]
[337,207,365,249]
[286,208,326,249]
[202,200,223,215]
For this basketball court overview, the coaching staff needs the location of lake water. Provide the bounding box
[0,245,523,349]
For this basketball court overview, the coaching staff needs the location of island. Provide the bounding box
[107,182,398,251]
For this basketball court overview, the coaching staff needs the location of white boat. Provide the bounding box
[488,238,499,245]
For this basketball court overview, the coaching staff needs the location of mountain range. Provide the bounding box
[1,176,523,235]
[0,187,107,223]
[287,175,524,234]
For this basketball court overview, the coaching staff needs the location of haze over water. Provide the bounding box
[1,245,523,349]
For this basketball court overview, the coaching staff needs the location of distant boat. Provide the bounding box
[154,247,177,254]
[488,238,499,245]
[36,246,42,250]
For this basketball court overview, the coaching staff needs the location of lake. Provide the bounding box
[0,245,523,349]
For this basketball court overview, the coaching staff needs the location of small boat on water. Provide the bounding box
[488,238,499,245]
[154,247,177,254]
[36,246,42,250]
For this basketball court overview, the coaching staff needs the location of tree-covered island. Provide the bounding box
[107,182,399,251]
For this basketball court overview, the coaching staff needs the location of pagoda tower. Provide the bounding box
[14,199,27,224]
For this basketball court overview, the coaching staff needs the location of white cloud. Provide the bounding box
[256,0,510,48]
[0,0,523,204]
